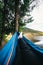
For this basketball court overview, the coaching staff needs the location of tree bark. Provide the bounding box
[15,0,19,32]
[0,9,5,46]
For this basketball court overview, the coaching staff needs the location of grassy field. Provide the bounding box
[23,28,43,41]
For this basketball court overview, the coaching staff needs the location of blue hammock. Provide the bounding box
[0,32,18,65]
[0,32,43,65]
[23,36,43,54]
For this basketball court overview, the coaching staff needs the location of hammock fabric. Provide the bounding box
[0,32,18,65]
[0,32,43,65]
[13,38,43,65]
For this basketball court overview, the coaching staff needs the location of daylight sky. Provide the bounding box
[26,0,43,32]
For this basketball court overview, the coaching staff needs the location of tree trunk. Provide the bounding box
[0,9,5,46]
[15,0,19,32]
[0,12,4,46]
[1,19,4,46]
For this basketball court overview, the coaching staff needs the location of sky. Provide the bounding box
[26,0,43,32]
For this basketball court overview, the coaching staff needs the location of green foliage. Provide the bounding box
[1,0,36,34]
[0,1,3,33]
[27,17,34,23]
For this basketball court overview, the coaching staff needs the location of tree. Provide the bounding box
[3,0,36,32]
[15,0,36,31]
[0,0,37,45]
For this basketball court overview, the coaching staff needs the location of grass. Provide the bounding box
[3,33,12,43]
[23,28,43,42]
